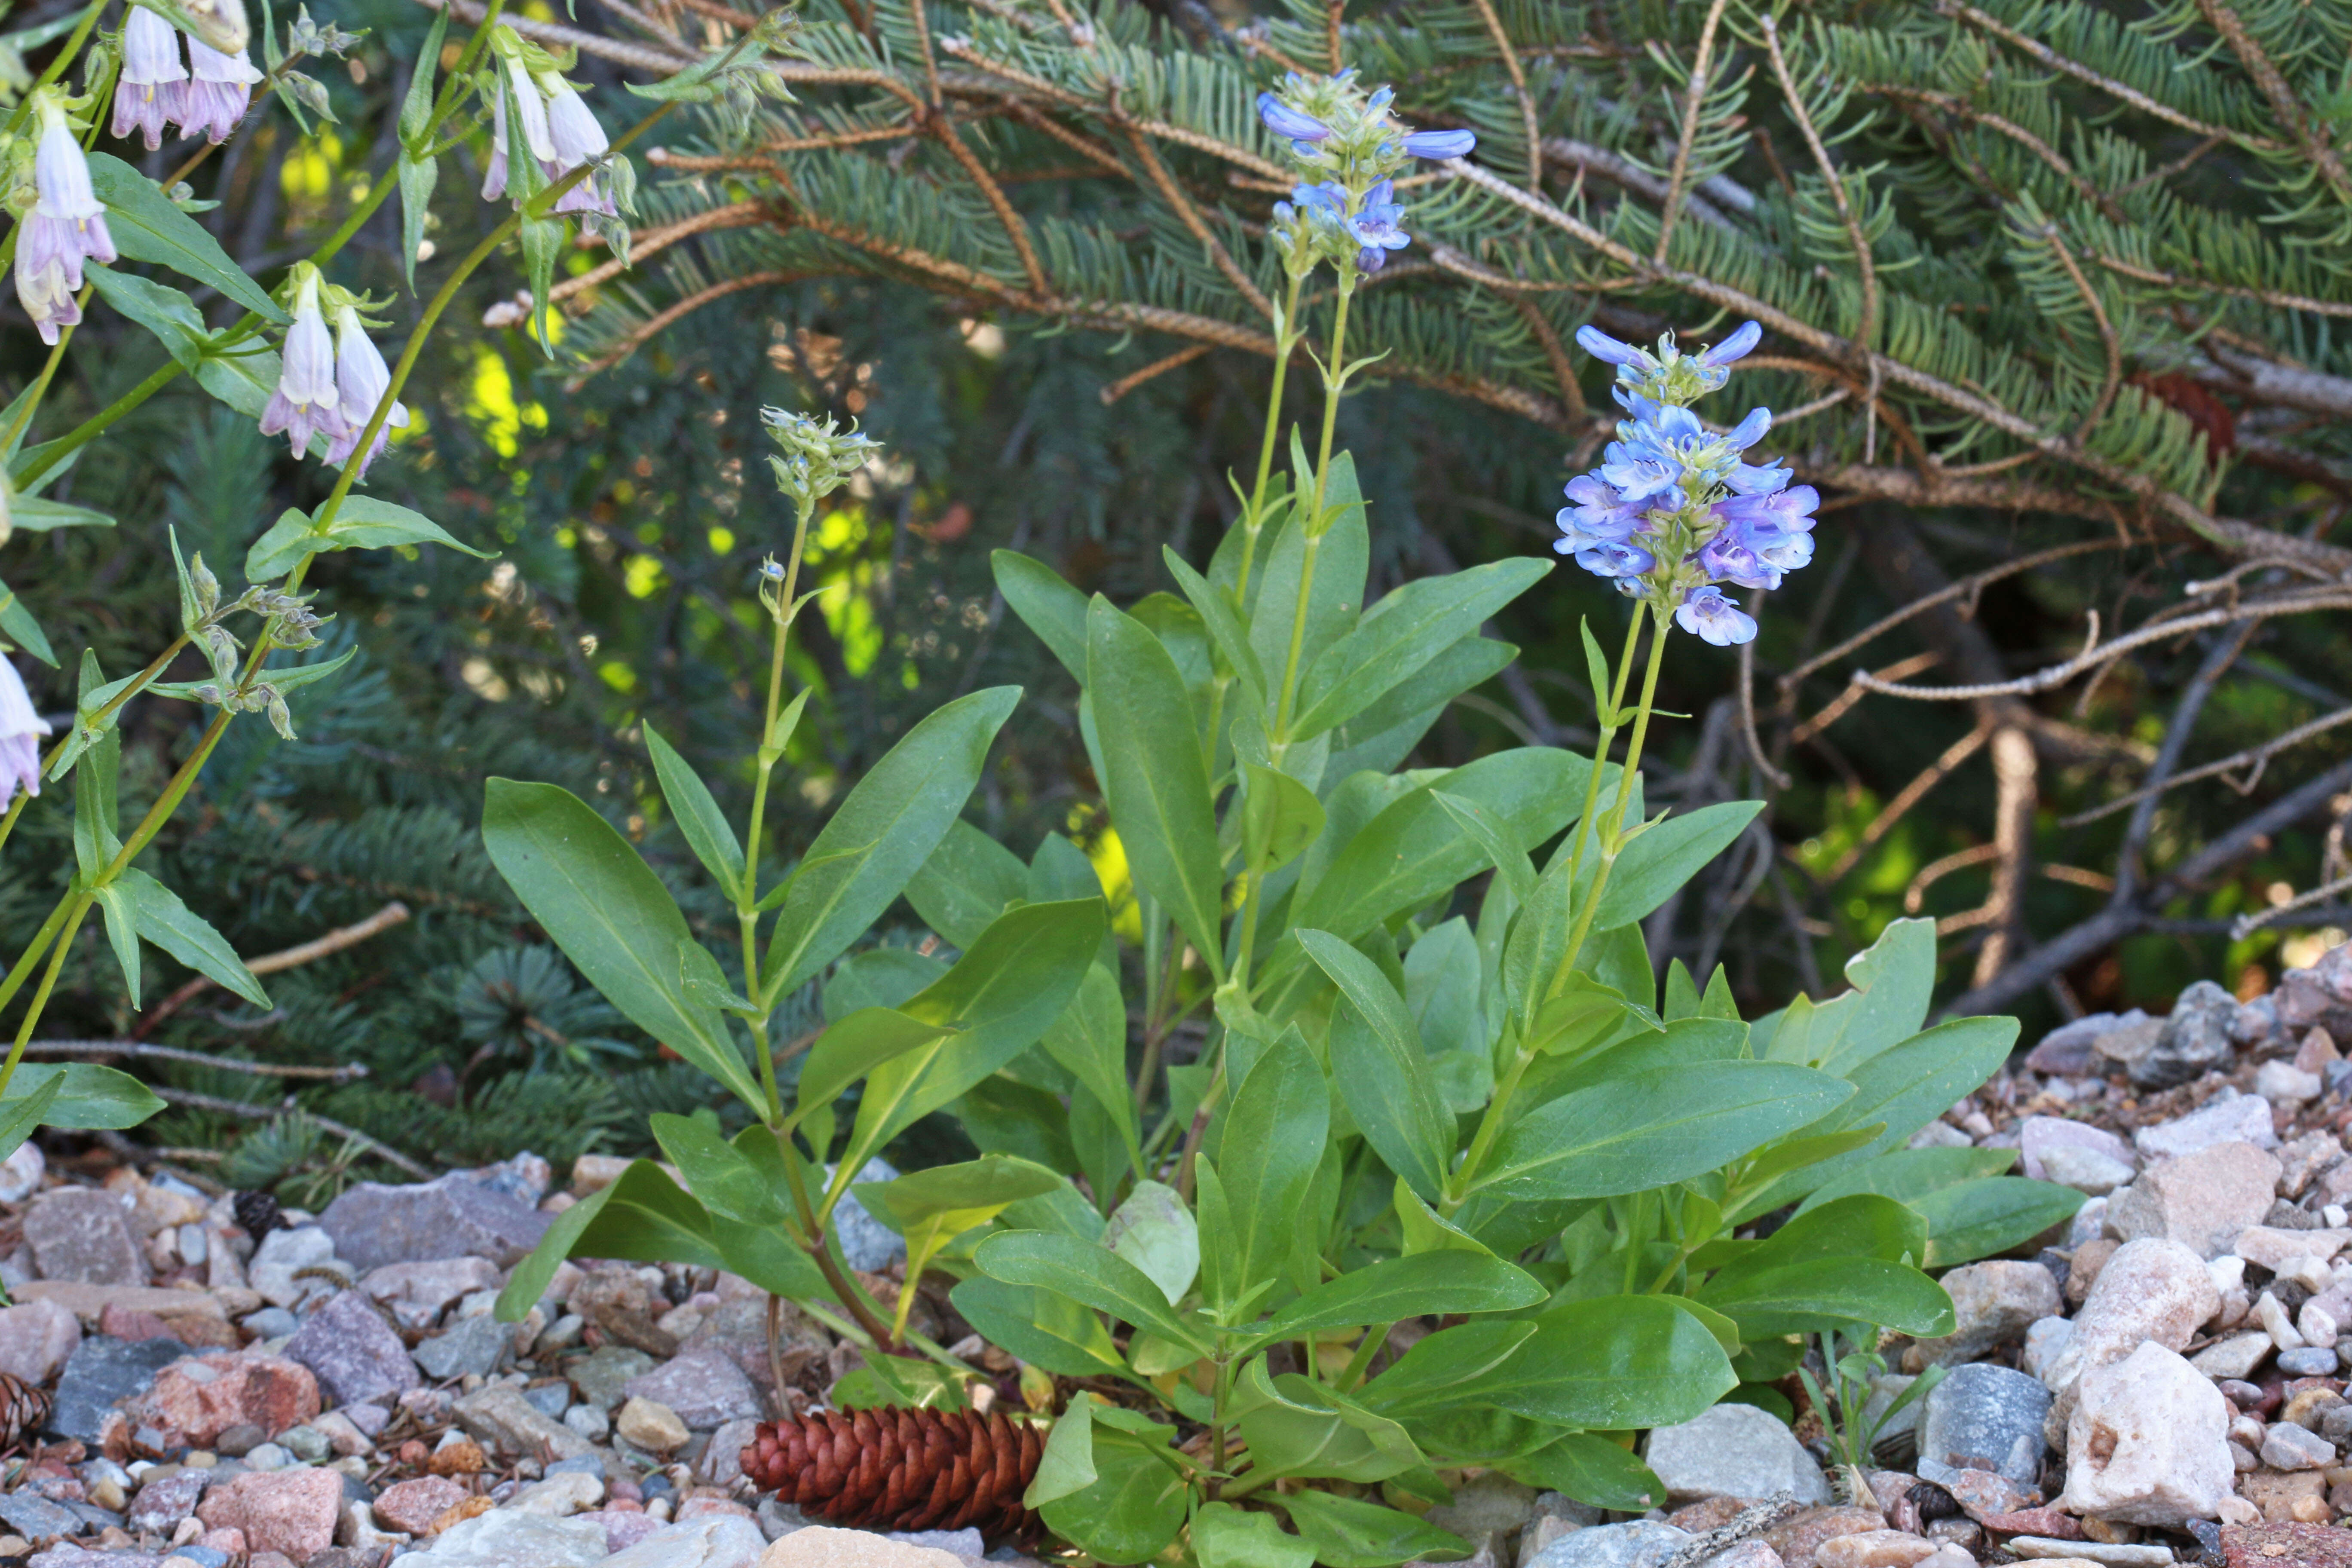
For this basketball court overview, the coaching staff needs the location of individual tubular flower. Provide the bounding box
[259,264,347,456]
[1676,586,1756,646]
[542,78,616,216]
[170,36,263,145]
[112,7,188,151]
[1346,178,1410,272]
[482,33,557,202]
[1256,91,1331,145]
[0,656,48,812]
[1402,128,1476,159]
[324,303,409,477]
[1554,475,1647,554]
[14,92,118,346]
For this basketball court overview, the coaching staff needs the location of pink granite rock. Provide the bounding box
[194,1468,343,1559]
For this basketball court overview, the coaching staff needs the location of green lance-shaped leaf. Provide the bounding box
[837,897,1106,1164]
[1591,799,1764,931]
[1471,1060,1851,1201]
[483,778,765,1114]
[1257,1251,1544,1343]
[644,724,744,897]
[953,1277,1126,1380]
[245,498,494,583]
[975,1229,1214,1355]
[0,1076,64,1165]
[1289,556,1551,739]
[1086,597,1225,974]
[1271,1490,1469,1568]
[86,154,282,321]
[0,581,56,667]
[116,868,270,1008]
[762,686,1021,1001]
[0,1064,162,1133]
[1296,930,1453,1202]
[1201,1034,1328,1312]
[992,550,1088,682]
[905,817,1028,948]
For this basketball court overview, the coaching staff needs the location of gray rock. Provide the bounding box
[564,1403,609,1442]
[241,1306,298,1338]
[757,1498,807,1542]
[462,1152,552,1208]
[2134,980,2239,1089]
[0,1298,80,1386]
[1918,1361,2052,1486]
[50,1334,189,1441]
[2023,1317,2074,1382]
[1523,1521,1689,1568]
[2280,1346,2340,1376]
[319,1173,554,1271]
[1909,1260,2063,1367]
[1642,1401,1831,1505]
[361,1257,503,1330]
[592,1514,768,1568]
[2134,1093,2279,1160]
[2028,1011,2143,1075]
[0,1491,84,1541]
[2019,1116,2136,1182]
[23,1188,145,1285]
[621,1346,761,1430]
[250,1225,340,1308]
[2190,1331,2272,1380]
[2261,1420,2336,1469]
[830,1158,906,1272]
[284,1290,420,1407]
[453,1381,593,1462]
[888,1529,984,1564]
[2042,1145,2135,1197]
[569,1344,658,1411]
[524,1381,571,1419]
[407,1506,608,1566]
[414,1311,512,1381]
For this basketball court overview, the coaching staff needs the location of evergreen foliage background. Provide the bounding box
[3,0,2349,1191]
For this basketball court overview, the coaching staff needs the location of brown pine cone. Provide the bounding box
[742,1406,1044,1536]
[0,1370,51,1449]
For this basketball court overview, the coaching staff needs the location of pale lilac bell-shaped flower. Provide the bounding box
[258,269,347,455]
[15,97,118,345]
[481,88,511,201]
[542,78,616,215]
[324,304,409,477]
[482,46,557,202]
[0,656,50,812]
[169,37,264,145]
[111,7,188,151]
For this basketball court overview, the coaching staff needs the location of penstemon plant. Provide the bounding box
[487,61,2085,1568]
[0,0,796,1182]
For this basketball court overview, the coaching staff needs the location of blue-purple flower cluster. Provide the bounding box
[1255,71,1476,280]
[1556,322,1818,647]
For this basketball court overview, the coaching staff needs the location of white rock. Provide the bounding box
[2189,1332,2273,1380]
[508,1470,602,1516]
[250,1226,341,1308]
[2302,1301,2341,1349]
[600,1515,768,1568]
[2259,1421,2335,1470]
[2132,1095,2278,1159]
[1908,1121,1973,1151]
[2060,1341,2233,1527]
[1908,1260,2063,1367]
[1640,1402,1832,1506]
[760,1526,974,1568]
[412,1508,608,1565]
[2257,1289,2307,1351]
[2257,1060,2324,1105]
[2041,1239,2219,1397]
[2042,1145,2134,1195]
[2232,1227,2352,1272]
[2023,1315,2073,1382]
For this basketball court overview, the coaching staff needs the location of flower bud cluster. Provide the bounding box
[763,406,882,514]
[1257,71,1475,281]
[1555,322,1817,647]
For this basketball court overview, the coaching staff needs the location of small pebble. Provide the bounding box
[2280,1345,2340,1375]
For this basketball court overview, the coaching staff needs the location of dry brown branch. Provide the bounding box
[1782,540,2119,688]
[2236,871,2352,939]
[1761,14,1877,366]
[1504,294,1585,428]
[2044,228,2123,439]
[24,1041,371,1081]
[1972,726,2038,983]
[419,0,693,70]
[150,1088,435,1179]
[1544,138,1736,232]
[1654,0,1732,266]
[1788,651,1940,743]
[571,269,808,380]
[1819,720,1991,883]
[2193,0,2352,205]
[1464,0,1540,191]
[932,117,1049,295]
[1861,84,2118,219]
[549,198,771,302]
[1855,589,2352,701]
[132,902,412,1039]
[1125,128,1273,319]
[1100,344,1210,405]
[1905,843,1997,912]
[1737,599,1790,790]
[1935,0,2283,153]
[2059,702,2352,826]
[2094,254,2352,319]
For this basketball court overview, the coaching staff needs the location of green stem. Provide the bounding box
[778,1136,899,1349]
[1555,610,1670,979]
[744,496,817,1127]
[0,896,90,1102]
[0,897,76,1096]
[1235,271,1307,606]
[1544,612,1646,1004]
[1333,1320,1392,1391]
